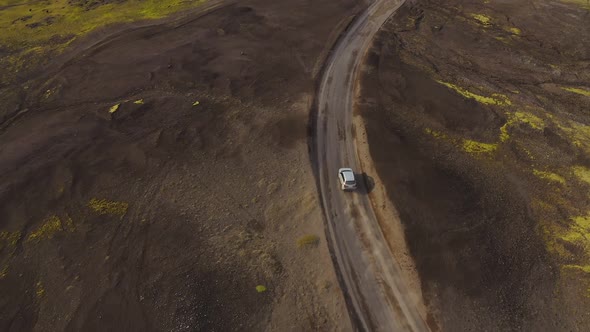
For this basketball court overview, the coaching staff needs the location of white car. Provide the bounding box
[338,168,357,191]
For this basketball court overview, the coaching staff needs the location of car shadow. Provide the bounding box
[356,172,375,195]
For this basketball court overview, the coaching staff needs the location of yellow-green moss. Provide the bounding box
[499,123,510,142]
[437,81,512,106]
[462,139,498,154]
[0,0,206,49]
[256,285,267,293]
[573,166,590,185]
[0,265,7,279]
[556,120,590,152]
[27,215,63,242]
[561,0,590,9]
[533,169,566,184]
[133,99,144,105]
[494,36,510,44]
[0,231,21,248]
[471,14,492,26]
[63,215,75,231]
[563,265,590,273]
[88,198,128,218]
[522,147,535,160]
[509,27,521,35]
[514,112,544,129]
[0,0,206,83]
[500,111,545,142]
[573,215,590,231]
[553,213,590,257]
[109,104,120,114]
[36,281,45,298]
[426,128,498,154]
[562,87,590,97]
[297,235,320,248]
[424,128,448,140]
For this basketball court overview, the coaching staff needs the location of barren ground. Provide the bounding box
[359,0,590,330]
[0,0,365,330]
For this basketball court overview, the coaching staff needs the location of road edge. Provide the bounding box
[307,10,368,332]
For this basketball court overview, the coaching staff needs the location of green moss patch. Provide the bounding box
[533,169,566,184]
[462,139,497,154]
[0,0,206,83]
[296,234,320,248]
[573,166,590,185]
[437,80,512,106]
[562,87,590,97]
[470,14,492,26]
[88,198,129,218]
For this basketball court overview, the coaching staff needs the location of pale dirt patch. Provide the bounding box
[352,81,428,321]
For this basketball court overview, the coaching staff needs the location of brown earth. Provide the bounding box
[0,0,365,330]
[358,0,590,331]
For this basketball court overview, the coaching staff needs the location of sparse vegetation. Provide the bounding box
[27,215,63,242]
[109,104,120,114]
[500,111,544,142]
[462,139,497,154]
[88,198,128,218]
[297,234,320,248]
[36,281,45,298]
[0,0,359,330]
[470,14,491,26]
[533,170,566,184]
[508,27,521,35]
[0,231,21,249]
[361,0,590,328]
[436,80,512,106]
[573,166,590,185]
[0,0,207,86]
[562,87,590,97]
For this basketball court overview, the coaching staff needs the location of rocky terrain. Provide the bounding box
[358,0,590,330]
[0,0,364,330]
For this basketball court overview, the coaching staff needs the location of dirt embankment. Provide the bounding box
[359,0,590,330]
[0,0,364,330]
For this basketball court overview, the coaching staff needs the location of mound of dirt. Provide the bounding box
[0,0,363,330]
[358,0,590,330]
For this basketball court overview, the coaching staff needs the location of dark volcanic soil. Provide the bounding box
[0,0,363,330]
[359,0,590,331]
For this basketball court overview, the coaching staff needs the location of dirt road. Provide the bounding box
[314,0,429,331]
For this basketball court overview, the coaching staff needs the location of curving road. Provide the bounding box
[315,0,429,331]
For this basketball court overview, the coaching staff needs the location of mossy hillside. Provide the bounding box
[561,0,590,10]
[0,0,206,83]
[0,0,206,49]
[406,7,590,289]
[426,81,590,262]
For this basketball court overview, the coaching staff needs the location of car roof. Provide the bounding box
[339,168,355,182]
